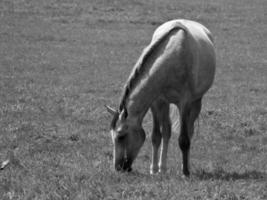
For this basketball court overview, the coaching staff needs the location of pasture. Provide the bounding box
[0,0,266,199]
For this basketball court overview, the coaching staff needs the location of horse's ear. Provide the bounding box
[120,108,128,120]
[105,105,118,115]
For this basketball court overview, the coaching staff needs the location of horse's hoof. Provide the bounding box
[150,165,159,175]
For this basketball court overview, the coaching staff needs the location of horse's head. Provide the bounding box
[106,105,146,172]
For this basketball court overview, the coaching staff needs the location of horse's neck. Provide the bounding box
[126,68,165,123]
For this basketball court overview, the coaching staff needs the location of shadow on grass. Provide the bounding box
[194,168,266,181]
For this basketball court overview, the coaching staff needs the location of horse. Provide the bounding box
[106,19,215,176]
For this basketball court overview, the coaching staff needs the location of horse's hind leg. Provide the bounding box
[178,98,202,176]
[150,99,171,174]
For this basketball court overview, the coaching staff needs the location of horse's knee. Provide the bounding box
[151,133,161,147]
[151,123,161,147]
[161,118,171,136]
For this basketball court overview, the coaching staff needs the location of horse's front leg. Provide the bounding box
[159,114,171,173]
[151,100,171,174]
[150,106,162,174]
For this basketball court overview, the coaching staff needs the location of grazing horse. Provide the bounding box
[106,19,215,176]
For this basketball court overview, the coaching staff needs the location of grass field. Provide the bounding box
[0,0,266,199]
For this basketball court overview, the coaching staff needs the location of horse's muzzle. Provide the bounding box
[115,158,132,172]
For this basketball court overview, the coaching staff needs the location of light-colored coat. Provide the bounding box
[107,19,215,176]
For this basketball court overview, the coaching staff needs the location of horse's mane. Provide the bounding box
[118,22,188,114]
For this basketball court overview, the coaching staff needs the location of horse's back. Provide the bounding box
[153,19,214,47]
[152,19,216,99]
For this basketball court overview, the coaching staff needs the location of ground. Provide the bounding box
[0,0,266,199]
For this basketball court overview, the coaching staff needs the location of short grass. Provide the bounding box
[0,0,266,199]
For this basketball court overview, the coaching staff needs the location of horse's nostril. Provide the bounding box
[121,159,132,172]
[115,158,132,172]
[115,165,122,171]
[126,167,132,172]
